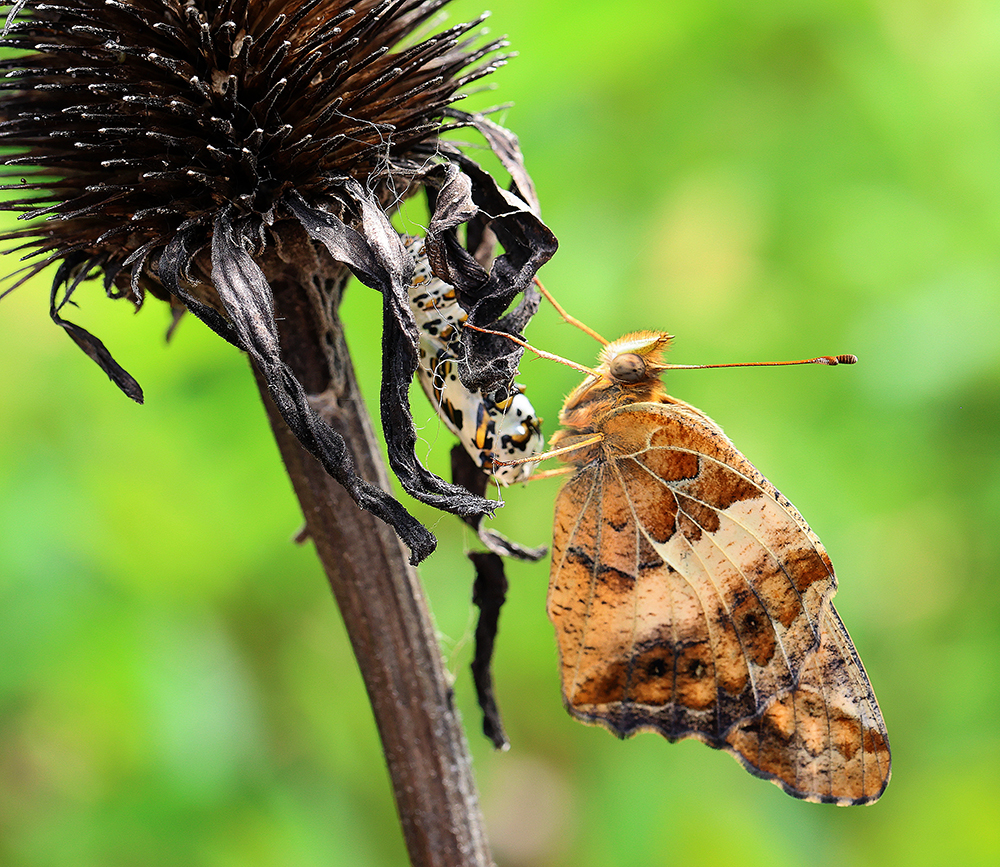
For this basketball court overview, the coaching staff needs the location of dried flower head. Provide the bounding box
[0,0,557,562]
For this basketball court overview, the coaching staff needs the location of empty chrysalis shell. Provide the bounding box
[403,235,544,485]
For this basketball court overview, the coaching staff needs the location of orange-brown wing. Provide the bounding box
[548,399,879,765]
[724,603,891,804]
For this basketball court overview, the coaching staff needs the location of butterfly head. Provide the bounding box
[598,331,673,387]
[557,331,673,429]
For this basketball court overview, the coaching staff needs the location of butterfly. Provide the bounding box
[403,235,544,485]
[484,311,891,805]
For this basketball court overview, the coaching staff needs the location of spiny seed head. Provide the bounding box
[0,0,558,563]
[0,0,508,290]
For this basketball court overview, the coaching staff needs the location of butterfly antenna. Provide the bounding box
[464,322,602,379]
[533,277,609,346]
[664,354,858,370]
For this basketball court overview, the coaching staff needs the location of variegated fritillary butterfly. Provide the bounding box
[476,304,891,805]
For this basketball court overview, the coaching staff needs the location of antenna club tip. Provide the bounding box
[815,354,858,366]
[838,354,859,365]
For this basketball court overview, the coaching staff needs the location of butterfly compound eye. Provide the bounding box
[610,353,646,383]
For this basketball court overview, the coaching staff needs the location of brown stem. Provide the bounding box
[252,226,494,867]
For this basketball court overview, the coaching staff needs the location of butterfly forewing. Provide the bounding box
[723,604,891,805]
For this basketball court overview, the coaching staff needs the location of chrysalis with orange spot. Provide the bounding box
[403,235,544,485]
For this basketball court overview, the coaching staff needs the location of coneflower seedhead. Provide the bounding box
[0,0,557,562]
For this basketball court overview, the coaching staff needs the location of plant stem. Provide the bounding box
[251,226,494,867]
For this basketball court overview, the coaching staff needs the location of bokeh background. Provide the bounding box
[2,1,998,864]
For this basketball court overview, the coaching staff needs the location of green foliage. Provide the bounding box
[2,1,999,864]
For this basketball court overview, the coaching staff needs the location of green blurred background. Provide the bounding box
[2,0,998,864]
